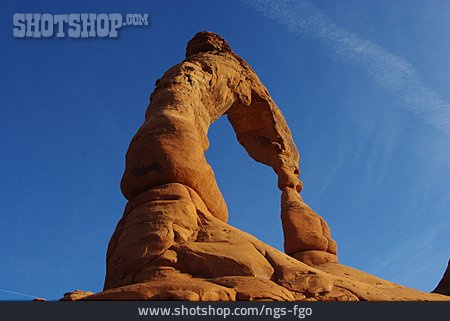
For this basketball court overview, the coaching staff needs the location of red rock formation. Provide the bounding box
[111,31,337,290]
[32,298,47,302]
[60,290,94,301]
[61,32,449,301]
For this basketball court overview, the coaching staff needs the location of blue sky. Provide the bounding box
[0,0,448,300]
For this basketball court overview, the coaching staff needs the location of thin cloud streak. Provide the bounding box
[242,0,450,135]
[0,288,39,299]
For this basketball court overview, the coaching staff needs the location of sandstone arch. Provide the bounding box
[104,31,337,291]
[53,32,449,302]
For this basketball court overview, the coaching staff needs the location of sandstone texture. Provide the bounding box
[65,32,449,301]
[83,186,446,301]
[60,290,95,301]
[116,31,336,274]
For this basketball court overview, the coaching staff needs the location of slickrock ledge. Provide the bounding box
[63,32,449,301]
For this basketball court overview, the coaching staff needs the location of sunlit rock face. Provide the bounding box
[64,32,448,302]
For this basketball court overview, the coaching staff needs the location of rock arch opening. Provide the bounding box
[104,31,337,290]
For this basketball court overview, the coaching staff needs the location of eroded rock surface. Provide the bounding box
[82,182,446,301]
[68,32,448,301]
[60,290,94,301]
[116,31,336,277]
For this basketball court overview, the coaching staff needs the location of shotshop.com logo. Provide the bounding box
[13,13,149,38]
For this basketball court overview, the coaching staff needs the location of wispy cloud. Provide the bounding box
[241,0,450,135]
[0,288,40,299]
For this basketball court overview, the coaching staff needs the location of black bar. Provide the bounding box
[1,301,449,321]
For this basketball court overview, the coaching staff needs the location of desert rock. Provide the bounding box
[60,290,94,301]
[32,298,47,302]
[73,31,448,301]
[116,31,336,276]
